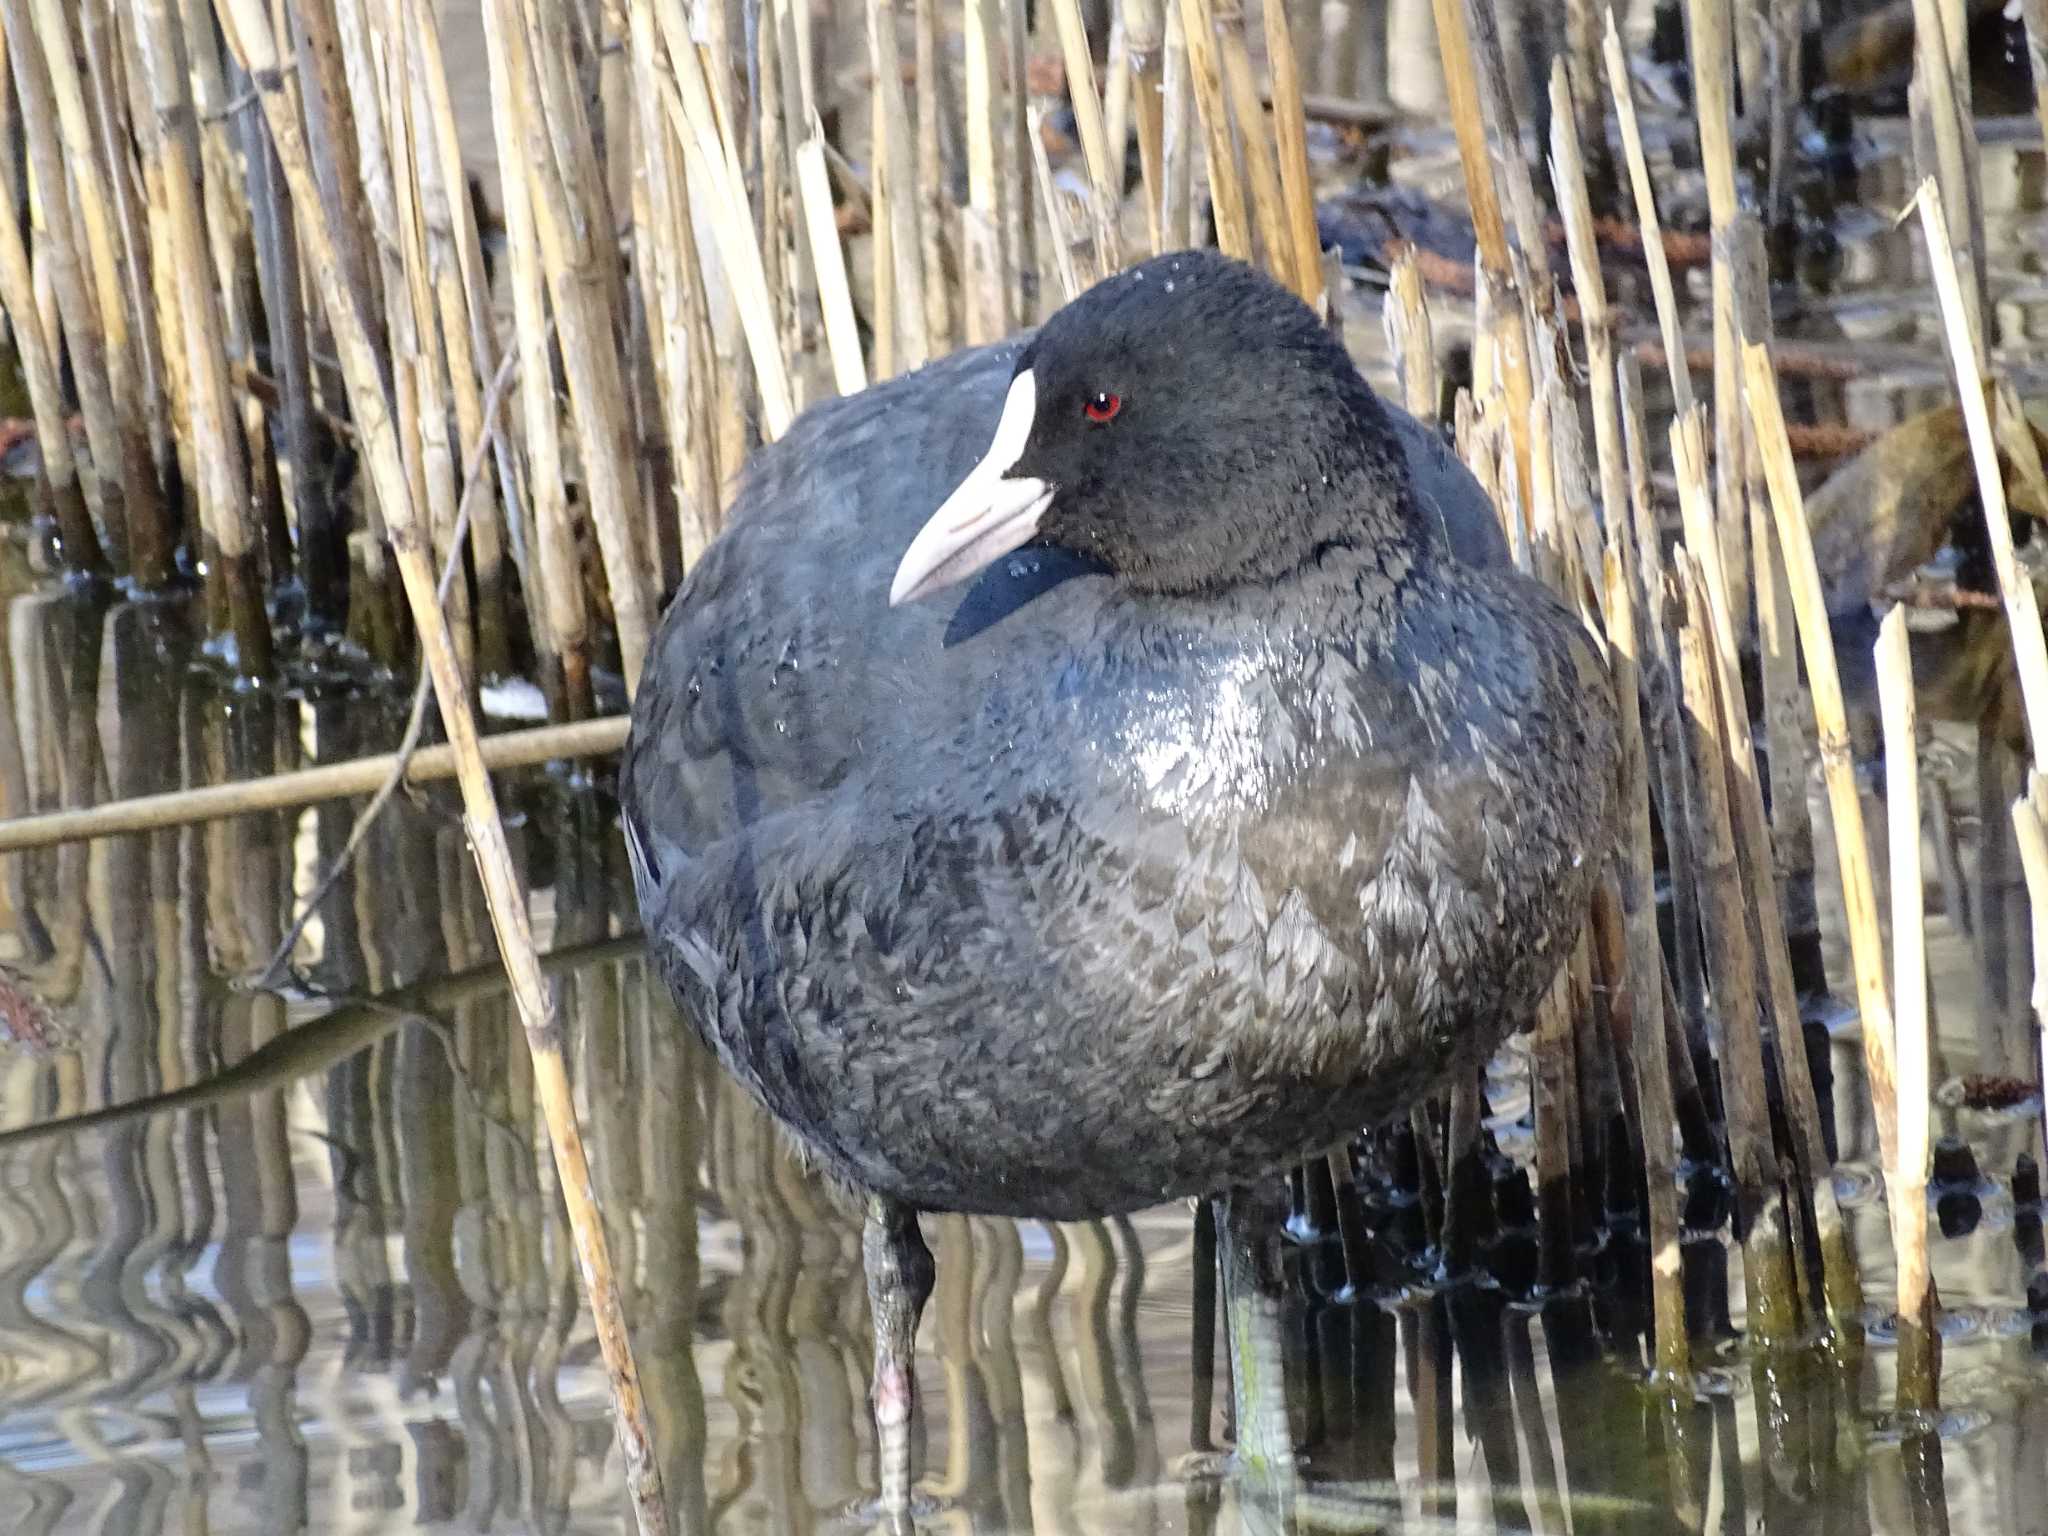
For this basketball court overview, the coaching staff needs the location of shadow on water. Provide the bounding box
[0,575,2044,1536]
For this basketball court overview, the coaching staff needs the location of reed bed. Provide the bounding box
[0,0,2045,1515]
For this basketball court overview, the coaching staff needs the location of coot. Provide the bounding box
[622,250,1617,1515]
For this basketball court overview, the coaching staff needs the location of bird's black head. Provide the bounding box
[890,250,1414,606]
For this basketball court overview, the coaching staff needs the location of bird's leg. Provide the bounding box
[863,1193,934,1527]
[1211,1186,1300,1492]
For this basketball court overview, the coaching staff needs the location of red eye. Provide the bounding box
[1084,391,1122,424]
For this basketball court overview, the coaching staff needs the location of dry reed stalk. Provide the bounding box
[1602,14,1695,415]
[1028,105,1083,303]
[795,126,867,396]
[208,5,667,1526]
[479,0,590,716]
[29,0,170,585]
[1125,0,1164,253]
[1683,0,1753,636]
[132,0,274,673]
[1049,0,1123,272]
[1744,339,1900,1176]
[287,0,384,356]
[1877,605,1938,1410]
[1383,248,1436,421]
[1531,975,1578,1291]
[1910,0,1987,355]
[1426,0,1531,506]
[871,57,897,378]
[1548,63,1625,539]
[1618,358,1713,1068]
[1602,547,1690,1388]
[1210,0,1290,285]
[384,28,475,683]
[1160,0,1193,250]
[961,0,1010,341]
[867,0,930,368]
[1000,0,1034,323]
[1913,182,2048,761]
[81,0,172,465]
[2020,0,2048,154]
[240,78,332,620]
[1104,0,1132,189]
[1674,403,1859,1325]
[1675,552,1800,1347]
[654,0,797,435]
[0,148,101,569]
[2,0,147,572]
[912,0,952,352]
[1174,0,1251,260]
[410,0,522,667]
[501,0,661,691]
[1261,0,1320,309]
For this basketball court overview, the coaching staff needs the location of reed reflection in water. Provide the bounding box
[0,587,2046,1535]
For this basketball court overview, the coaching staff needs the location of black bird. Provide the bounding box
[622,250,1618,1519]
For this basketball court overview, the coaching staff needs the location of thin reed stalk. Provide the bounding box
[1877,606,1937,1411]
[2,0,148,571]
[1684,0,1752,632]
[1383,250,1436,421]
[1175,0,1251,259]
[1745,339,1900,1176]
[134,0,273,673]
[208,6,667,1530]
[0,143,100,568]
[1675,552,1800,1348]
[1127,0,1165,253]
[961,0,1010,340]
[1601,546,1689,1388]
[1428,0,1531,505]
[483,0,590,717]
[1049,0,1123,272]
[1603,14,1695,414]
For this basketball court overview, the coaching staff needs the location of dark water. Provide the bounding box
[4,5,2048,1534]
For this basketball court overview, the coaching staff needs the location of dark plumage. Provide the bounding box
[621,251,1618,1512]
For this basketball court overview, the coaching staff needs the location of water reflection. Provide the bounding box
[0,581,2041,1536]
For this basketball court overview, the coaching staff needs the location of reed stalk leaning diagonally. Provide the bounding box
[202,4,669,1534]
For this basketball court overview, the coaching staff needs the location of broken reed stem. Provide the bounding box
[1675,552,1800,1349]
[1383,248,1437,421]
[1744,339,1901,1176]
[1603,12,1696,414]
[1028,105,1083,304]
[1602,543,1691,1389]
[1913,180,2048,763]
[208,4,667,1530]
[1877,606,1938,1412]
[0,716,631,852]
